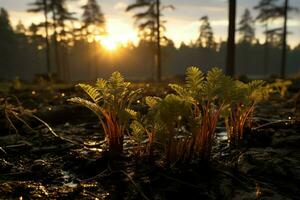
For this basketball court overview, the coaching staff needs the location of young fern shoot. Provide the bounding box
[169,67,234,162]
[68,72,141,155]
[224,79,291,148]
[223,80,269,148]
[143,67,235,164]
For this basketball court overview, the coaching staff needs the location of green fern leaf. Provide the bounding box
[125,108,138,119]
[96,79,108,91]
[203,67,224,98]
[185,66,204,92]
[169,84,186,97]
[129,120,146,143]
[77,84,101,103]
[145,96,161,109]
[130,120,144,134]
[109,71,125,89]
[68,97,101,118]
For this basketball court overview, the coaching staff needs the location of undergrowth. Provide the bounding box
[69,72,141,155]
[70,67,291,164]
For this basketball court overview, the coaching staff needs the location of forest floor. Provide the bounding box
[0,83,300,199]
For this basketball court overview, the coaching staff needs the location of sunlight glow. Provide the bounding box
[101,37,118,51]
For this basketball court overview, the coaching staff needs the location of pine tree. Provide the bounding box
[281,0,288,78]
[50,0,75,81]
[81,0,106,40]
[254,0,283,47]
[27,23,40,65]
[126,0,173,82]
[226,0,236,77]
[196,16,215,49]
[0,8,15,76]
[15,21,27,34]
[49,0,61,79]
[254,0,297,78]
[28,0,51,75]
[80,0,106,80]
[127,0,157,42]
[238,9,255,43]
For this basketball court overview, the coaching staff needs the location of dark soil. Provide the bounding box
[1,85,300,199]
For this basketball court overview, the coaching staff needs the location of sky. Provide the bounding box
[0,0,299,48]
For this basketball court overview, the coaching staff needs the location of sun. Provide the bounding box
[101,37,118,51]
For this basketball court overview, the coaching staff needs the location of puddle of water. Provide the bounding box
[216,131,228,141]
[61,170,77,188]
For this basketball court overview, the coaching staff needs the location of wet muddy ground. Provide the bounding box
[0,84,300,199]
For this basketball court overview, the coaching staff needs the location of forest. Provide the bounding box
[0,0,299,81]
[1,0,300,199]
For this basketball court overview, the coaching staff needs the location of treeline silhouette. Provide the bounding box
[0,0,299,81]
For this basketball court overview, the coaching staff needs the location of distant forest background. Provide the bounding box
[0,0,299,81]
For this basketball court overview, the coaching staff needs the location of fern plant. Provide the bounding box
[137,67,234,164]
[150,94,192,163]
[266,79,292,97]
[129,95,189,161]
[129,117,159,158]
[169,67,235,162]
[68,72,141,155]
[223,79,291,148]
[222,80,269,147]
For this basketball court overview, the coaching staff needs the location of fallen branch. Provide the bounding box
[106,163,150,200]
[158,172,205,190]
[80,169,109,183]
[30,114,82,146]
[253,119,293,130]
[119,170,150,200]
[215,169,251,190]
[0,146,7,155]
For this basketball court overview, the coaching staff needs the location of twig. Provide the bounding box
[0,146,7,155]
[158,172,204,190]
[30,114,81,146]
[11,111,34,131]
[252,119,293,130]
[215,169,251,190]
[2,95,81,146]
[80,169,109,183]
[106,163,150,200]
[4,108,18,134]
[0,170,31,179]
[83,190,103,199]
[119,170,150,200]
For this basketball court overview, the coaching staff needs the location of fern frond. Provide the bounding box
[145,96,161,109]
[130,120,145,135]
[274,79,291,97]
[248,80,265,91]
[248,80,267,101]
[68,97,101,118]
[169,84,186,97]
[203,68,224,98]
[185,66,204,92]
[125,108,138,119]
[129,120,146,143]
[109,71,125,89]
[96,79,108,91]
[77,84,101,103]
[118,108,138,125]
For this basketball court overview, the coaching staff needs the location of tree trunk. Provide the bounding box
[43,0,51,76]
[281,0,288,78]
[226,0,236,77]
[264,23,269,77]
[51,8,61,80]
[156,0,162,82]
